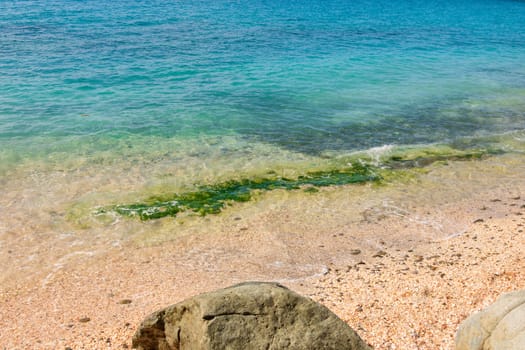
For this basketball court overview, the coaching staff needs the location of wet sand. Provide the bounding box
[1,154,525,349]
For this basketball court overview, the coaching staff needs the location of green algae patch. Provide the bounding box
[98,162,380,220]
[369,147,497,185]
[375,167,430,185]
[97,145,503,221]
[383,149,487,168]
[363,146,494,168]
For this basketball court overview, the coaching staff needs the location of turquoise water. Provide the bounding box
[1,0,525,176]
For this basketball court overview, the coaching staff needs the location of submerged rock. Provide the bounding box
[132,282,371,350]
[456,289,525,350]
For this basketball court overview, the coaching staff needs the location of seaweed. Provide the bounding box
[99,161,379,220]
[98,146,499,221]
[382,149,491,169]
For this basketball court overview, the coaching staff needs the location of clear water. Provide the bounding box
[1,0,525,178]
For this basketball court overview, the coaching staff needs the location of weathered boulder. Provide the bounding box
[132,281,371,350]
[456,289,525,350]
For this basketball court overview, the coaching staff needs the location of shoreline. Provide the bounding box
[1,153,525,349]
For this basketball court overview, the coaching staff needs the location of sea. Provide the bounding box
[2,0,525,172]
[1,0,525,282]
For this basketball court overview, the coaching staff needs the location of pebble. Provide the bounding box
[372,250,387,258]
[414,255,424,262]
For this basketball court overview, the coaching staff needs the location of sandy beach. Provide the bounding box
[1,154,525,349]
[3,1,525,348]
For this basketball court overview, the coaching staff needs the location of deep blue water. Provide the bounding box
[1,0,525,159]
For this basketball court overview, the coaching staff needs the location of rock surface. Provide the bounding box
[456,289,525,350]
[132,281,371,350]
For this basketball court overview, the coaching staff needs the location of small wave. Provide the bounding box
[363,144,395,166]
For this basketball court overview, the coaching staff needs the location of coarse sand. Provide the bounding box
[1,156,525,349]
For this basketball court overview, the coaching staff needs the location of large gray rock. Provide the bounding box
[132,282,371,350]
[456,289,525,350]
